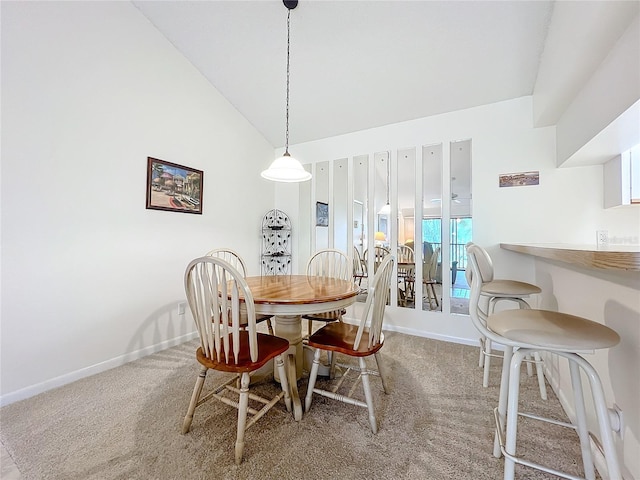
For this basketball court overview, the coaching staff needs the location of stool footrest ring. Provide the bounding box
[494,407,604,480]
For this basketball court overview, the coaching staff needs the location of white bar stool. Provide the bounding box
[465,243,546,400]
[467,244,622,480]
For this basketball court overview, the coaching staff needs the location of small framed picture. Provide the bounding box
[146,157,203,214]
[316,201,329,227]
[499,171,539,188]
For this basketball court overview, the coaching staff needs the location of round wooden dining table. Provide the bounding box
[243,275,360,420]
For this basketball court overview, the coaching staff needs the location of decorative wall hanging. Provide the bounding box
[316,202,329,226]
[499,171,539,188]
[146,157,203,214]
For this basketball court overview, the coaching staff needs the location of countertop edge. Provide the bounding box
[500,243,640,271]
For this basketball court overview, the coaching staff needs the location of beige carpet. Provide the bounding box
[0,332,590,479]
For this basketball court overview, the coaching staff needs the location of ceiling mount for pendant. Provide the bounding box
[261,0,311,183]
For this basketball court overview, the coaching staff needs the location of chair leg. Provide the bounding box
[431,284,439,307]
[234,372,250,465]
[329,351,338,379]
[533,352,547,400]
[483,338,492,387]
[494,346,513,458]
[580,356,622,480]
[305,348,322,412]
[374,352,389,394]
[503,348,527,480]
[275,354,292,412]
[478,336,485,368]
[266,318,274,336]
[308,319,314,337]
[359,356,378,434]
[569,358,596,480]
[182,366,207,434]
[568,353,622,480]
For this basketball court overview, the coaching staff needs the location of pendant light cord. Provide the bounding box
[284,9,291,154]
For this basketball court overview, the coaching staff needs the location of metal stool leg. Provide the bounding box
[569,357,595,480]
[494,345,513,458]
[533,351,547,400]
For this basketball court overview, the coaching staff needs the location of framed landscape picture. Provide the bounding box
[146,157,203,214]
[316,201,329,226]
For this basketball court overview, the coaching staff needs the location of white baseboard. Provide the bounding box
[0,331,199,407]
[340,314,480,347]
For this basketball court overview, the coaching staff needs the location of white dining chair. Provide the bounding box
[397,244,415,305]
[303,249,352,337]
[182,256,292,464]
[305,254,395,434]
[206,248,274,335]
[423,246,440,309]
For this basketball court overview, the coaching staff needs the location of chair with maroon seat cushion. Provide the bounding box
[182,256,291,465]
[206,248,274,335]
[304,254,395,433]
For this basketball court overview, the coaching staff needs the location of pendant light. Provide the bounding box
[261,0,311,183]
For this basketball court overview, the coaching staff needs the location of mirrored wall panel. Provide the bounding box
[422,143,443,312]
[353,155,368,301]
[315,161,330,251]
[333,158,348,254]
[397,148,416,308]
[303,140,471,317]
[450,139,472,315]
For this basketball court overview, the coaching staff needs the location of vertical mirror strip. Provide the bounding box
[422,144,443,312]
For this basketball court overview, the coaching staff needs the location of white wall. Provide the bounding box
[277,96,640,478]
[556,14,640,165]
[0,2,275,404]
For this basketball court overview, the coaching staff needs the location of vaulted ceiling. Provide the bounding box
[133,1,638,149]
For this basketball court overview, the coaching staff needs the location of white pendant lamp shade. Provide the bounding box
[261,152,311,182]
[261,1,311,183]
[378,203,391,215]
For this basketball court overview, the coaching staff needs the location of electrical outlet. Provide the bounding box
[179,302,186,315]
[596,230,609,247]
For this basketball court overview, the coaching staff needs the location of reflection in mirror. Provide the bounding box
[374,151,390,246]
[315,161,330,251]
[450,139,472,315]
[353,155,368,301]
[333,158,348,254]
[397,148,416,308]
[422,144,443,312]
[298,164,312,273]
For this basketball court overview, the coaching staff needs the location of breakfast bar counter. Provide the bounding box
[500,243,640,271]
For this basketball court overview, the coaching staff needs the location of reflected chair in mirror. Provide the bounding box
[397,244,415,306]
[305,254,395,433]
[182,256,292,465]
[363,246,390,274]
[464,243,546,399]
[352,246,367,289]
[206,248,274,335]
[466,244,621,480]
[423,247,440,310]
[303,249,352,338]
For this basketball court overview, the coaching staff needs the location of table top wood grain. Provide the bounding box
[243,275,360,305]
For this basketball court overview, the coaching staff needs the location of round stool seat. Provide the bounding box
[488,309,620,351]
[481,279,541,297]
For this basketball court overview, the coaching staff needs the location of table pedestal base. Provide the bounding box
[274,315,303,420]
